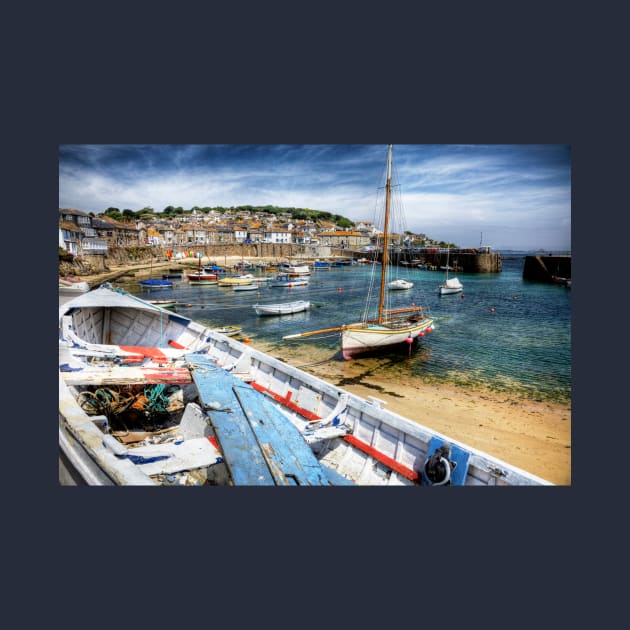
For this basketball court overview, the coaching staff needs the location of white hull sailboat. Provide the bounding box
[438,247,463,295]
[439,277,463,295]
[285,145,434,359]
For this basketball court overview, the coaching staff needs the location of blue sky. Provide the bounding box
[59,144,571,251]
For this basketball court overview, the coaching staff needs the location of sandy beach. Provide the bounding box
[68,255,572,485]
[249,339,571,485]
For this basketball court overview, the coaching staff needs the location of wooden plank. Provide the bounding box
[187,354,330,486]
[61,365,192,385]
[232,383,330,485]
[186,355,275,485]
[250,382,321,421]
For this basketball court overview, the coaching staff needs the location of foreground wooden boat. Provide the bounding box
[59,284,552,486]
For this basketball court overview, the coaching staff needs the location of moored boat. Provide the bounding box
[59,284,552,486]
[388,278,413,290]
[139,278,173,289]
[59,277,90,297]
[233,283,261,292]
[283,145,433,359]
[218,274,256,286]
[254,300,310,316]
[438,277,464,295]
[279,262,311,276]
[270,273,308,287]
[438,246,463,295]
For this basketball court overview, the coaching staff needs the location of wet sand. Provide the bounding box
[71,257,572,485]
[251,340,572,485]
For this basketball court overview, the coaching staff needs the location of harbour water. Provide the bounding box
[118,253,571,406]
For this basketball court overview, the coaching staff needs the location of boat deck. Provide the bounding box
[187,354,333,485]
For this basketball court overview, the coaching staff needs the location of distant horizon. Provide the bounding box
[59,144,571,251]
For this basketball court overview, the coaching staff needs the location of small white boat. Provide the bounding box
[439,277,464,295]
[213,325,242,337]
[254,300,310,316]
[270,273,309,287]
[233,283,261,292]
[388,279,413,290]
[59,284,552,486]
[59,277,90,296]
[279,263,311,276]
[438,246,463,295]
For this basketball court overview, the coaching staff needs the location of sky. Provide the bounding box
[58,144,571,251]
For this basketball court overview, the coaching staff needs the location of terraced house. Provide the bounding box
[58,208,108,256]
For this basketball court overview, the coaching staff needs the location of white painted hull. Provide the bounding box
[233,284,260,291]
[280,265,310,276]
[270,280,308,287]
[388,279,413,290]
[59,280,90,295]
[254,301,310,316]
[59,286,552,487]
[341,319,434,359]
[439,285,463,295]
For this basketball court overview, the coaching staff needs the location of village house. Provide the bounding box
[317,230,371,248]
[262,227,292,244]
[59,220,83,255]
[92,216,143,247]
[58,208,108,256]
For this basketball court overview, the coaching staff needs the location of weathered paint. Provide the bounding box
[187,354,330,485]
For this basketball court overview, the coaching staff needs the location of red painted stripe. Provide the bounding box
[250,383,418,480]
[343,435,419,481]
[168,340,186,349]
[142,367,192,384]
[120,346,168,361]
[250,382,321,421]
[207,436,221,452]
[122,354,144,364]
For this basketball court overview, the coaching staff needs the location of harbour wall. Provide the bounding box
[60,244,502,275]
[522,255,571,283]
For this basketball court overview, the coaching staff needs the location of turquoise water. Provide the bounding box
[120,254,572,405]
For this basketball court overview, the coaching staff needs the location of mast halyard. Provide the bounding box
[377,144,393,324]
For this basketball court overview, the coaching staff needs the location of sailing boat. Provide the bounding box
[284,144,434,359]
[187,253,218,284]
[438,246,463,295]
[139,249,173,288]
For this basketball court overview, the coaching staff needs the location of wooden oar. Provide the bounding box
[283,325,347,340]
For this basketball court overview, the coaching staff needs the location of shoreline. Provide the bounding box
[251,339,572,485]
[67,258,572,485]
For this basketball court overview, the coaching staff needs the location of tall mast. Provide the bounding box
[377,144,393,323]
